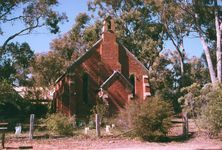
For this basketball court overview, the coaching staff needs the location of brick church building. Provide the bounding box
[54,17,151,117]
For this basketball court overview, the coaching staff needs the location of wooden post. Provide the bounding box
[95,114,100,137]
[29,114,35,139]
[1,132,5,149]
[0,123,8,149]
[183,112,189,138]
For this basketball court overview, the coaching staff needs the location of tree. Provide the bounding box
[156,0,191,76]
[179,83,222,137]
[50,13,102,68]
[0,79,31,117]
[88,0,164,67]
[31,51,64,87]
[178,0,221,84]
[0,42,34,85]
[0,0,67,52]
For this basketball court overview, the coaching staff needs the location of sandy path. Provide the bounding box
[4,135,222,150]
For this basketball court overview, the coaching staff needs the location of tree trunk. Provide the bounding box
[199,33,217,84]
[180,56,184,75]
[215,0,222,82]
[178,42,188,138]
[179,42,185,75]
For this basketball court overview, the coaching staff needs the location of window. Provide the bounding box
[106,17,112,30]
[107,19,111,30]
[129,74,135,97]
[142,75,151,100]
[82,73,89,104]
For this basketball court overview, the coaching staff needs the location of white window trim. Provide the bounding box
[142,75,151,100]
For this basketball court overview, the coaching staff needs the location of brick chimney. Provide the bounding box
[100,16,121,71]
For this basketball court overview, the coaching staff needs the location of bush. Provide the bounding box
[44,113,75,136]
[28,103,48,117]
[200,84,222,136]
[116,96,173,141]
[91,96,109,125]
[0,79,32,118]
[180,83,222,136]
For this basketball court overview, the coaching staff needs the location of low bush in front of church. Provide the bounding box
[44,113,75,136]
[116,96,173,141]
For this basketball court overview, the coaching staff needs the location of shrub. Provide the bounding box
[116,96,173,141]
[180,83,222,136]
[0,79,32,118]
[200,84,222,136]
[28,103,48,117]
[44,113,75,136]
[91,96,109,125]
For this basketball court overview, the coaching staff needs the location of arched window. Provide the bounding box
[106,17,111,30]
[129,74,135,97]
[82,73,89,104]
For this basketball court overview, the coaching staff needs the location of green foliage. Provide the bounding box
[44,113,75,136]
[0,42,34,85]
[0,0,67,49]
[116,96,172,141]
[91,96,109,124]
[31,51,64,87]
[0,79,31,117]
[29,104,48,117]
[179,83,202,116]
[201,87,222,136]
[88,0,163,66]
[180,83,222,136]
[49,13,102,74]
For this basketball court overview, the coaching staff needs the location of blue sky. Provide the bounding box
[0,0,203,57]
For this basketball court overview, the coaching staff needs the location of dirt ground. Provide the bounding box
[3,119,222,150]
[4,135,222,150]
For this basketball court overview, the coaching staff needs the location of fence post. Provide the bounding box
[1,131,5,149]
[183,112,189,138]
[95,114,100,137]
[29,114,35,139]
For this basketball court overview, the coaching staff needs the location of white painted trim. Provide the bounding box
[142,75,151,100]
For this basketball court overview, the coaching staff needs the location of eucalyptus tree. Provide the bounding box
[155,0,191,76]
[0,0,67,52]
[0,42,34,85]
[88,0,164,68]
[178,0,222,84]
[31,51,64,87]
[50,13,102,68]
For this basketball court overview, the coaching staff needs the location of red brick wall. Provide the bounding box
[54,29,150,117]
[126,52,149,101]
[107,79,131,112]
[100,32,121,71]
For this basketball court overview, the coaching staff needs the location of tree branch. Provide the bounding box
[3,15,25,22]
[0,5,15,20]
[164,23,182,55]
[2,18,44,50]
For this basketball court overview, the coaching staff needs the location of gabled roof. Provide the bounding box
[55,38,149,84]
[55,38,102,83]
[100,71,133,91]
[118,41,149,73]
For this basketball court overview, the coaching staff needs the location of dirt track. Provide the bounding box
[3,134,222,150]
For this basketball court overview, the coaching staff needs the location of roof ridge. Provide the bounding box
[117,41,149,73]
[100,70,133,91]
[55,38,102,83]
